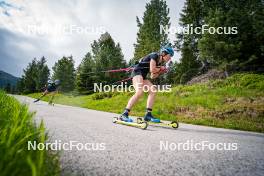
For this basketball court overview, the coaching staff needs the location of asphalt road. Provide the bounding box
[15,95,264,176]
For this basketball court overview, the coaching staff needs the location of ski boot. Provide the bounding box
[119,113,133,122]
[144,112,160,123]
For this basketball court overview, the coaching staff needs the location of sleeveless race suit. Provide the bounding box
[131,52,161,80]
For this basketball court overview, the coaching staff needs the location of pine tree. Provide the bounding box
[177,0,264,77]
[76,52,96,94]
[175,0,203,83]
[134,0,170,60]
[52,56,76,92]
[4,83,11,93]
[198,0,264,72]
[22,58,38,93]
[17,77,25,94]
[91,32,126,83]
[18,57,50,94]
[36,57,50,91]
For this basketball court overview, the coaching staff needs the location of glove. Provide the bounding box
[159,66,168,74]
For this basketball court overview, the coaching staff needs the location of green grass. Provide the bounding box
[0,90,60,176]
[28,73,264,133]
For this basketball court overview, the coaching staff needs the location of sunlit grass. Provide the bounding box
[28,73,264,132]
[0,91,60,176]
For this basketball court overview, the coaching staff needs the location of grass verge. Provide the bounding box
[28,73,264,133]
[0,90,60,176]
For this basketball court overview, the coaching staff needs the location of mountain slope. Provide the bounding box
[0,70,19,88]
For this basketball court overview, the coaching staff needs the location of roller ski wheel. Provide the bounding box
[113,117,118,123]
[170,121,179,129]
[137,117,144,124]
[113,117,148,130]
[137,117,179,129]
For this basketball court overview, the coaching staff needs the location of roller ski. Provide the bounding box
[34,98,40,103]
[48,102,55,106]
[137,112,179,129]
[113,114,148,130]
[34,95,46,103]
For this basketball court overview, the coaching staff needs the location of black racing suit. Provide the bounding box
[131,52,161,80]
[47,83,57,92]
